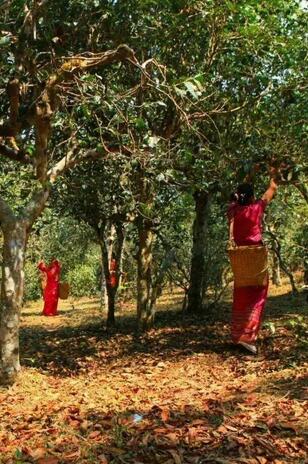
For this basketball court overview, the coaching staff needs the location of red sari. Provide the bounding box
[108,258,118,288]
[38,260,61,316]
[228,200,269,344]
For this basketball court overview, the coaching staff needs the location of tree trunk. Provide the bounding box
[99,239,116,328]
[98,221,125,328]
[187,190,211,314]
[136,218,154,330]
[268,230,298,294]
[106,286,116,327]
[99,259,108,311]
[0,220,27,385]
[304,266,308,286]
[271,251,282,286]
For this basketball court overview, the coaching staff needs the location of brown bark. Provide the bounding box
[304,267,308,286]
[268,230,298,294]
[295,183,308,204]
[100,235,116,328]
[0,143,33,165]
[271,251,282,286]
[35,104,51,181]
[187,190,211,314]
[97,221,125,328]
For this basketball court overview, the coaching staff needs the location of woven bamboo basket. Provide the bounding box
[59,282,70,300]
[228,245,269,287]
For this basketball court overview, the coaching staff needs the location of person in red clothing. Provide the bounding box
[108,254,118,289]
[228,173,278,354]
[38,258,61,316]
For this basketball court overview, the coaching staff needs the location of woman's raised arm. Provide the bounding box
[262,169,279,203]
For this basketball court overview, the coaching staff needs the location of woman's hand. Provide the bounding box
[262,168,279,203]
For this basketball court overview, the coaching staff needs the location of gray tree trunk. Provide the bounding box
[136,219,155,330]
[0,220,27,385]
[0,189,49,386]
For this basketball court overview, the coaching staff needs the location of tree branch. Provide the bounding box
[47,142,133,183]
[267,228,298,294]
[47,147,102,183]
[49,44,137,92]
[0,143,33,165]
[35,44,137,182]
[0,195,15,227]
[21,188,50,228]
[294,183,308,204]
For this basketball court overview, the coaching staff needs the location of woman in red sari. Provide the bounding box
[228,175,278,354]
[108,255,118,289]
[38,259,61,316]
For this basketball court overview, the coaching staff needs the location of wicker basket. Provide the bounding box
[228,245,269,287]
[59,282,70,300]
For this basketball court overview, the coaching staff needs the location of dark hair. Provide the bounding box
[236,183,254,205]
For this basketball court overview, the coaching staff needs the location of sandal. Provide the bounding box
[238,341,257,354]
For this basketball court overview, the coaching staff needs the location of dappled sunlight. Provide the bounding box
[0,281,306,461]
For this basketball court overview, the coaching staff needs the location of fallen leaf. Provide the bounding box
[191,419,207,427]
[29,448,46,460]
[108,447,125,455]
[88,430,102,440]
[161,408,170,422]
[80,420,89,431]
[169,449,182,464]
[37,458,59,464]
[63,449,81,461]
[256,457,267,464]
[97,454,108,464]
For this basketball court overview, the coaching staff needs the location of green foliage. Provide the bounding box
[23,216,100,301]
[66,263,98,298]
[286,316,308,347]
[264,186,308,272]
[1,0,307,312]
[24,261,41,302]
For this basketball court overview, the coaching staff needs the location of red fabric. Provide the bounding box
[228,199,268,343]
[228,199,266,246]
[108,259,118,288]
[231,282,269,344]
[38,260,61,316]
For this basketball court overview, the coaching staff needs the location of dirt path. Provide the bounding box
[0,282,307,463]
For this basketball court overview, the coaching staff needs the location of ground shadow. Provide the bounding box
[20,290,307,377]
[258,373,308,402]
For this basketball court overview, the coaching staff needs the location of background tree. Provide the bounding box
[52,157,134,327]
[0,0,142,384]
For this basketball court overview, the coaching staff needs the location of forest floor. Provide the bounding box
[0,280,307,464]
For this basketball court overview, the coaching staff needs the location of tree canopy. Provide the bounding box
[0,0,307,385]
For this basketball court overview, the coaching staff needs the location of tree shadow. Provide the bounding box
[265,289,307,318]
[258,373,307,402]
[20,290,307,377]
[21,308,79,318]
